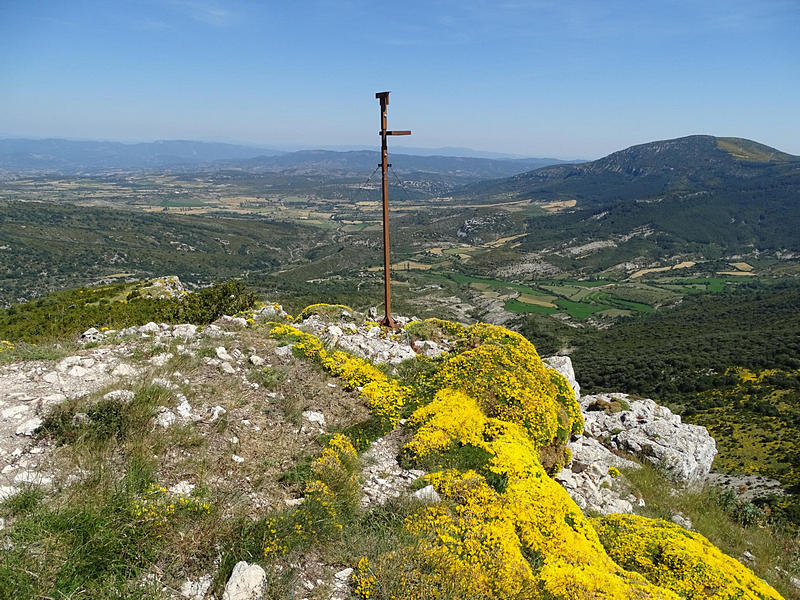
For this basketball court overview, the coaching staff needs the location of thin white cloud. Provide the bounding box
[169,0,237,26]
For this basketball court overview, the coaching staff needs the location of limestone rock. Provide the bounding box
[41,371,59,384]
[671,513,693,530]
[416,340,445,358]
[170,481,196,496]
[66,365,88,378]
[361,429,423,507]
[103,389,135,403]
[172,323,198,339]
[556,436,639,515]
[111,363,138,378]
[302,410,326,428]
[216,347,234,362]
[57,356,82,372]
[80,327,105,343]
[334,568,353,581]
[202,324,226,337]
[153,407,176,428]
[333,330,416,365]
[580,393,716,485]
[149,352,173,367]
[543,355,580,401]
[180,574,212,600]
[254,303,288,320]
[176,397,196,421]
[139,322,160,334]
[219,315,248,328]
[0,486,19,501]
[220,362,236,375]
[151,377,177,390]
[209,405,227,421]
[15,417,43,437]
[413,485,441,503]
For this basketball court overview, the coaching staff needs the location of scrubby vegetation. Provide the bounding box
[522,283,800,522]
[1,295,796,598]
[260,318,783,599]
[0,279,256,343]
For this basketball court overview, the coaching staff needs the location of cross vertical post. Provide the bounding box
[375,91,411,329]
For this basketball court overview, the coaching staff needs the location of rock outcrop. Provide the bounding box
[556,436,641,514]
[543,355,580,401]
[1,297,777,600]
[580,392,717,485]
[222,561,267,600]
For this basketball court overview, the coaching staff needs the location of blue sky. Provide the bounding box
[1,0,798,159]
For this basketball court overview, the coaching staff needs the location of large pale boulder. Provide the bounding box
[556,436,640,515]
[580,393,716,485]
[222,561,266,600]
[543,355,580,401]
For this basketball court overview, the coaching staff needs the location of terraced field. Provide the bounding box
[419,272,753,321]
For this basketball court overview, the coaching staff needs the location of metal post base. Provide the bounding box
[379,314,399,330]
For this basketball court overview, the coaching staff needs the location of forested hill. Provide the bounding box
[460,135,800,206]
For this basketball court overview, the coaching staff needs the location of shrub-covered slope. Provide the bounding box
[0,292,789,599]
[266,315,782,599]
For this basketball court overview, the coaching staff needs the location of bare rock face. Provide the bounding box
[580,393,717,485]
[543,355,581,401]
[556,436,641,515]
[253,303,288,321]
[360,429,424,507]
[222,561,266,600]
[313,322,416,365]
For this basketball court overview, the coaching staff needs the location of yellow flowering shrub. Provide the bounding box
[390,381,677,599]
[268,323,409,425]
[295,303,353,322]
[353,557,378,599]
[593,514,783,600]
[267,316,780,600]
[311,433,361,515]
[404,389,486,459]
[405,317,465,343]
[434,344,558,447]
[264,434,361,558]
[368,464,678,600]
[0,340,14,354]
[132,483,211,533]
[549,368,585,440]
[432,323,582,450]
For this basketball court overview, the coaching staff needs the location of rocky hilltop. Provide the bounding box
[0,298,793,599]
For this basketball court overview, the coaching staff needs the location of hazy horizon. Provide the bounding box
[2,1,799,158]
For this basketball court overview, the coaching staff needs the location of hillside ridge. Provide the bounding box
[461,134,800,204]
[1,284,795,599]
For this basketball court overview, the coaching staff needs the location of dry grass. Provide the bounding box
[631,261,696,278]
[540,199,577,213]
[729,262,754,272]
[1,327,377,598]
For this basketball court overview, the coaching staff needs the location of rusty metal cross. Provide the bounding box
[375,91,411,329]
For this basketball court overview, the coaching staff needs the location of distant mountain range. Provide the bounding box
[0,138,574,178]
[211,150,571,180]
[0,139,283,173]
[461,135,800,206]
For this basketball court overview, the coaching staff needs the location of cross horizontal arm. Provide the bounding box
[383,130,411,136]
